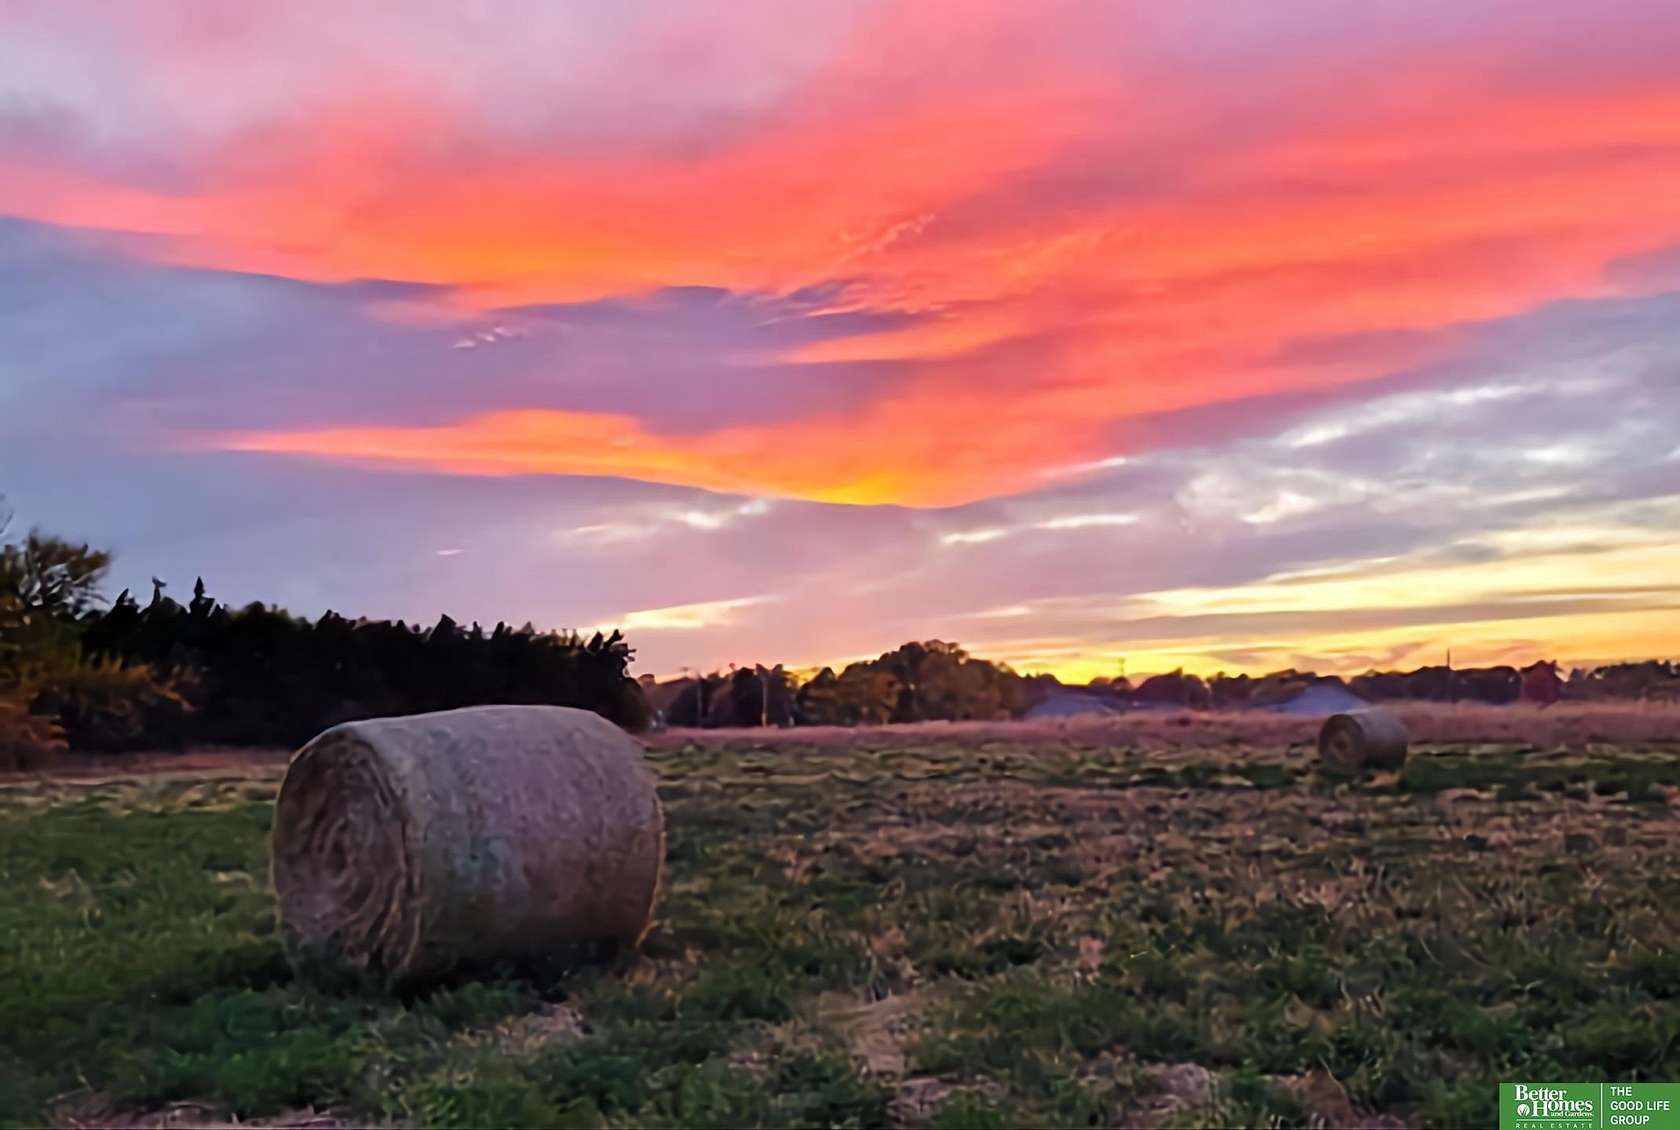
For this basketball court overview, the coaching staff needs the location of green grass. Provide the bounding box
[3,736,1680,1127]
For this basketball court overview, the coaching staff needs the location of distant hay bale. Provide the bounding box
[271,705,664,986]
[1318,708,1409,773]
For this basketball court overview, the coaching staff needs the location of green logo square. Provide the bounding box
[1503,1083,1680,1130]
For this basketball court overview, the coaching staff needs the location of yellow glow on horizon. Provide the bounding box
[1137,536,1680,619]
[915,532,1680,683]
[982,605,1680,685]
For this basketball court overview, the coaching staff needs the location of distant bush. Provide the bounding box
[23,652,195,754]
[1134,668,1211,709]
[1568,659,1680,701]
[667,665,800,728]
[794,641,1026,727]
[0,691,63,771]
[667,642,1031,730]
[0,518,191,755]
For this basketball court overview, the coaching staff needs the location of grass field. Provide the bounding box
[3,706,1679,1128]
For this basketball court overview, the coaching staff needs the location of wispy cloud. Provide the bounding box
[941,528,1010,546]
[617,595,779,632]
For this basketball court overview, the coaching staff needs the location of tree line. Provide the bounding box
[0,504,646,767]
[4,499,1674,766]
[656,654,1680,729]
[659,640,1034,728]
[1117,661,1679,710]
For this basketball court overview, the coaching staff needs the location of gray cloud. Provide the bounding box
[4,224,1680,676]
[0,218,919,444]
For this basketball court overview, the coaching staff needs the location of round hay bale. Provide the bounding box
[271,704,664,985]
[1318,708,1409,773]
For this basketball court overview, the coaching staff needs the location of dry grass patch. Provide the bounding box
[5,709,1680,1127]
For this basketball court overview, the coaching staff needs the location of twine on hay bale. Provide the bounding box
[270,704,664,986]
[1318,708,1409,773]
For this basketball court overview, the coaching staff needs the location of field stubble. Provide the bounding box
[1,704,1678,1128]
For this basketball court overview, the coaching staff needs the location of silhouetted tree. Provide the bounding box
[78,579,649,744]
[1134,668,1211,709]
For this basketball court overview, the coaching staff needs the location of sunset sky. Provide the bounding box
[2,1,1678,681]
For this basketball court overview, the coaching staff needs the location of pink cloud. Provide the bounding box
[5,1,1680,515]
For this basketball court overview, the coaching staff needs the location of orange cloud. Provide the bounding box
[2,87,1104,306]
[10,40,1680,507]
[212,390,1102,508]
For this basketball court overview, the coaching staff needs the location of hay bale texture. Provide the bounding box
[271,704,664,985]
[1318,708,1410,773]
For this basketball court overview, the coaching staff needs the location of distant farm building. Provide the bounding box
[1024,691,1123,721]
[1267,681,1370,717]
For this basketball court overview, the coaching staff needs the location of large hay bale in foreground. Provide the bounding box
[271,705,664,985]
[1318,708,1409,773]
